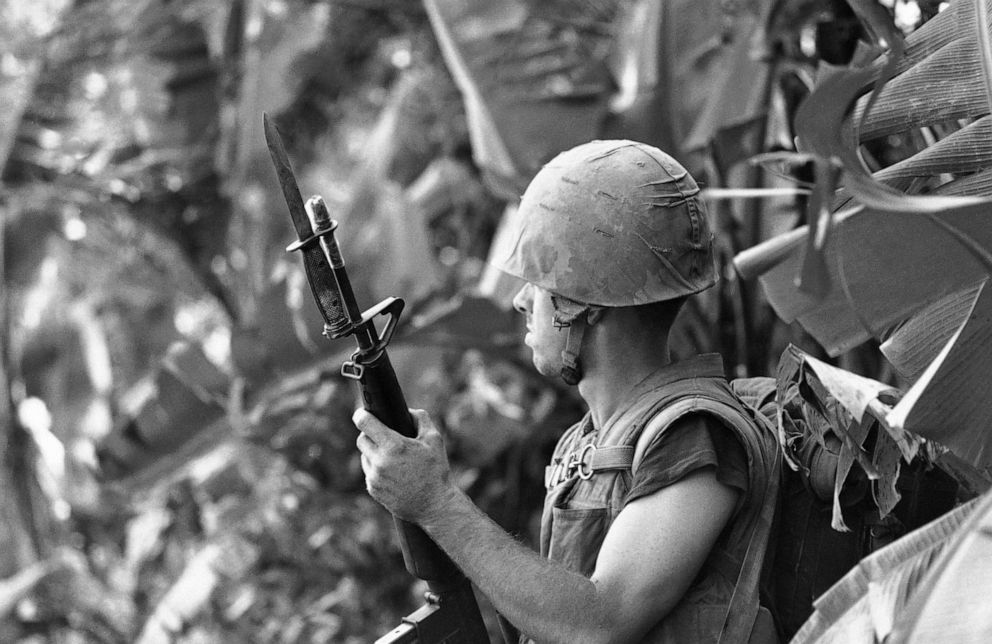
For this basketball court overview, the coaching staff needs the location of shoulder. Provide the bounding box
[626,411,749,507]
[630,380,758,470]
[642,412,747,475]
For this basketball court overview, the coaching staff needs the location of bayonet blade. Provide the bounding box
[263,113,312,241]
[263,113,348,329]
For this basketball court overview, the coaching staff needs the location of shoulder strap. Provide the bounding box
[631,396,757,475]
[629,391,782,644]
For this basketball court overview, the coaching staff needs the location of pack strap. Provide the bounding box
[629,395,782,644]
[544,444,635,488]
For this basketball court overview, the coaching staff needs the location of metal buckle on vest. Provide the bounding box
[575,444,595,480]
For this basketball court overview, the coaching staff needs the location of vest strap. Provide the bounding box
[631,397,744,474]
[545,444,635,488]
[624,394,782,644]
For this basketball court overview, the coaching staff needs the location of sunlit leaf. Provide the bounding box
[874,116,992,183]
[800,352,897,424]
[845,0,905,136]
[879,280,984,381]
[887,493,992,641]
[855,36,990,141]
[932,165,992,195]
[790,497,980,644]
[888,279,992,472]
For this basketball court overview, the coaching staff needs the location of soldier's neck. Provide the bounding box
[577,324,672,431]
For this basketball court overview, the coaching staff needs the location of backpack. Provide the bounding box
[729,376,961,641]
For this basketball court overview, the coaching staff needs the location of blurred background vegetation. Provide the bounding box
[3,0,988,642]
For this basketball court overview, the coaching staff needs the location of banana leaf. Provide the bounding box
[791,496,981,644]
[879,280,985,381]
[425,0,777,196]
[887,490,992,642]
[855,36,989,141]
[735,0,992,472]
[933,165,992,195]
[423,0,620,197]
[873,115,992,183]
[887,279,992,472]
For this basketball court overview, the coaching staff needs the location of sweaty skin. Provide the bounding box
[353,283,739,644]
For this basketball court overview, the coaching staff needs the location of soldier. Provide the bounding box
[354,140,780,643]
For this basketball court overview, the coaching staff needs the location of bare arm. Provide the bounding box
[354,408,737,644]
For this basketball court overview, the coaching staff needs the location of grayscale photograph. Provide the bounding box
[1,0,988,642]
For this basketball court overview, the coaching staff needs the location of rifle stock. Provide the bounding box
[264,113,489,644]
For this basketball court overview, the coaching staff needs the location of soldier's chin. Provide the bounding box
[531,355,560,379]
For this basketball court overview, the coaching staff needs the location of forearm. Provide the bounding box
[419,487,620,644]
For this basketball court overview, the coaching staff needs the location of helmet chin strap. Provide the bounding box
[551,294,601,386]
[560,317,587,385]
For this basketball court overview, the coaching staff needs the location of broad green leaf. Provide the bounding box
[742,0,992,357]
[874,115,992,181]
[855,37,990,141]
[831,206,992,339]
[846,0,992,154]
[681,5,773,167]
[801,353,896,424]
[845,0,905,136]
[880,280,985,381]
[790,498,980,644]
[932,166,992,195]
[744,197,992,360]
[423,0,619,195]
[895,0,983,71]
[886,493,992,641]
[741,209,872,356]
[888,279,992,471]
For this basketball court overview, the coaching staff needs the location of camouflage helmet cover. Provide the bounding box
[496,140,718,307]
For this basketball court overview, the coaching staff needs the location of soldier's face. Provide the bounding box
[512,282,566,377]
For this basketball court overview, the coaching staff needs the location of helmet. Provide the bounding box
[495,140,717,307]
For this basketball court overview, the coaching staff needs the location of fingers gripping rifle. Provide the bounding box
[263,115,490,644]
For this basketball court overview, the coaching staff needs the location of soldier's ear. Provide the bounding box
[586,307,607,326]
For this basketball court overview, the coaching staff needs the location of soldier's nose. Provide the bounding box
[512,282,533,315]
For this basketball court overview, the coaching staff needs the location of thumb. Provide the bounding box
[353,408,396,446]
[411,409,444,449]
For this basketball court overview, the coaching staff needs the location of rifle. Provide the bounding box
[263,114,491,644]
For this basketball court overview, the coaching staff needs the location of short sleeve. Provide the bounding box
[623,412,749,507]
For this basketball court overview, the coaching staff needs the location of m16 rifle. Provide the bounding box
[263,114,490,644]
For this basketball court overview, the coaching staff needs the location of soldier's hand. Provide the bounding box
[353,408,456,523]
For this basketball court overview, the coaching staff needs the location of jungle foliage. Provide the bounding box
[1,0,990,642]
